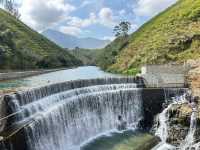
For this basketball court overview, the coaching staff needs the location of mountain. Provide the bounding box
[0,9,82,70]
[97,0,200,74]
[42,29,110,49]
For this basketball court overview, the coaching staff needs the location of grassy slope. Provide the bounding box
[97,37,129,70]
[0,9,81,70]
[98,0,200,74]
[69,48,101,66]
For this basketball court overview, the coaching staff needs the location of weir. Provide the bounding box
[0,77,186,150]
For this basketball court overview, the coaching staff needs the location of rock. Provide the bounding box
[187,59,200,69]
[167,125,189,146]
[186,58,200,97]
[153,102,200,146]
[165,103,200,146]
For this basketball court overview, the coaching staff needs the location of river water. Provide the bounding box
[0,66,119,91]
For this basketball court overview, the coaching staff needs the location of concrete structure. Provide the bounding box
[140,64,191,88]
[0,87,186,149]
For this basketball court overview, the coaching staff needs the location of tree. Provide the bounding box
[0,0,20,19]
[113,21,131,38]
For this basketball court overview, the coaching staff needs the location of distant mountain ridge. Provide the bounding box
[42,29,110,49]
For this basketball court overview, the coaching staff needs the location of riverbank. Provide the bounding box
[0,68,67,95]
[0,69,66,82]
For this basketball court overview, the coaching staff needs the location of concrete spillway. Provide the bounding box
[0,77,186,150]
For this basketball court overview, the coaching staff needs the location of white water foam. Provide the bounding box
[153,92,187,150]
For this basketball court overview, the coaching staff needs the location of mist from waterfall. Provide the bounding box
[3,78,144,150]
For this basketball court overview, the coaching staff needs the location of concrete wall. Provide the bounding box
[141,73,186,88]
[139,88,186,130]
[141,64,191,75]
[140,65,190,88]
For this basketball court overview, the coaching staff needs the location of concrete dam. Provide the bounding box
[0,77,186,150]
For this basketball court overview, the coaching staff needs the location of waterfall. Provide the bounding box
[153,89,187,150]
[2,77,144,150]
[155,88,187,142]
[180,107,198,150]
[155,104,170,142]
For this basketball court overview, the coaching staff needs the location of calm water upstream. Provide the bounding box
[0,66,119,91]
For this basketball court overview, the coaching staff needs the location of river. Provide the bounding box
[0,66,119,91]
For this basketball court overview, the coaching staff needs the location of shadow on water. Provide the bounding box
[81,130,158,150]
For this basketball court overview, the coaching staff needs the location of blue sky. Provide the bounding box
[15,0,177,40]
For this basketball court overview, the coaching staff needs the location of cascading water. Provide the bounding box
[153,89,200,150]
[153,104,176,150]
[180,104,198,150]
[155,105,170,142]
[153,89,187,150]
[2,77,144,150]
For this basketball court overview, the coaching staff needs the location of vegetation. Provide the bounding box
[97,0,200,74]
[96,36,129,71]
[113,21,131,37]
[68,47,100,66]
[0,9,82,70]
[0,0,20,18]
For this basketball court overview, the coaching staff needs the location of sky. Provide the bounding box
[13,0,177,40]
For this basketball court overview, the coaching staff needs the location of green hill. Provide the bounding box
[69,48,101,66]
[0,9,82,70]
[97,0,200,75]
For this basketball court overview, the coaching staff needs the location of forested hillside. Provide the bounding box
[0,9,82,70]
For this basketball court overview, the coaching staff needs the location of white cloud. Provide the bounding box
[131,24,139,32]
[59,26,81,36]
[67,13,97,28]
[119,9,126,16]
[59,7,116,37]
[80,0,93,8]
[19,0,76,31]
[98,7,116,27]
[64,7,116,30]
[134,0,177,17]
[102,36,115,41]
